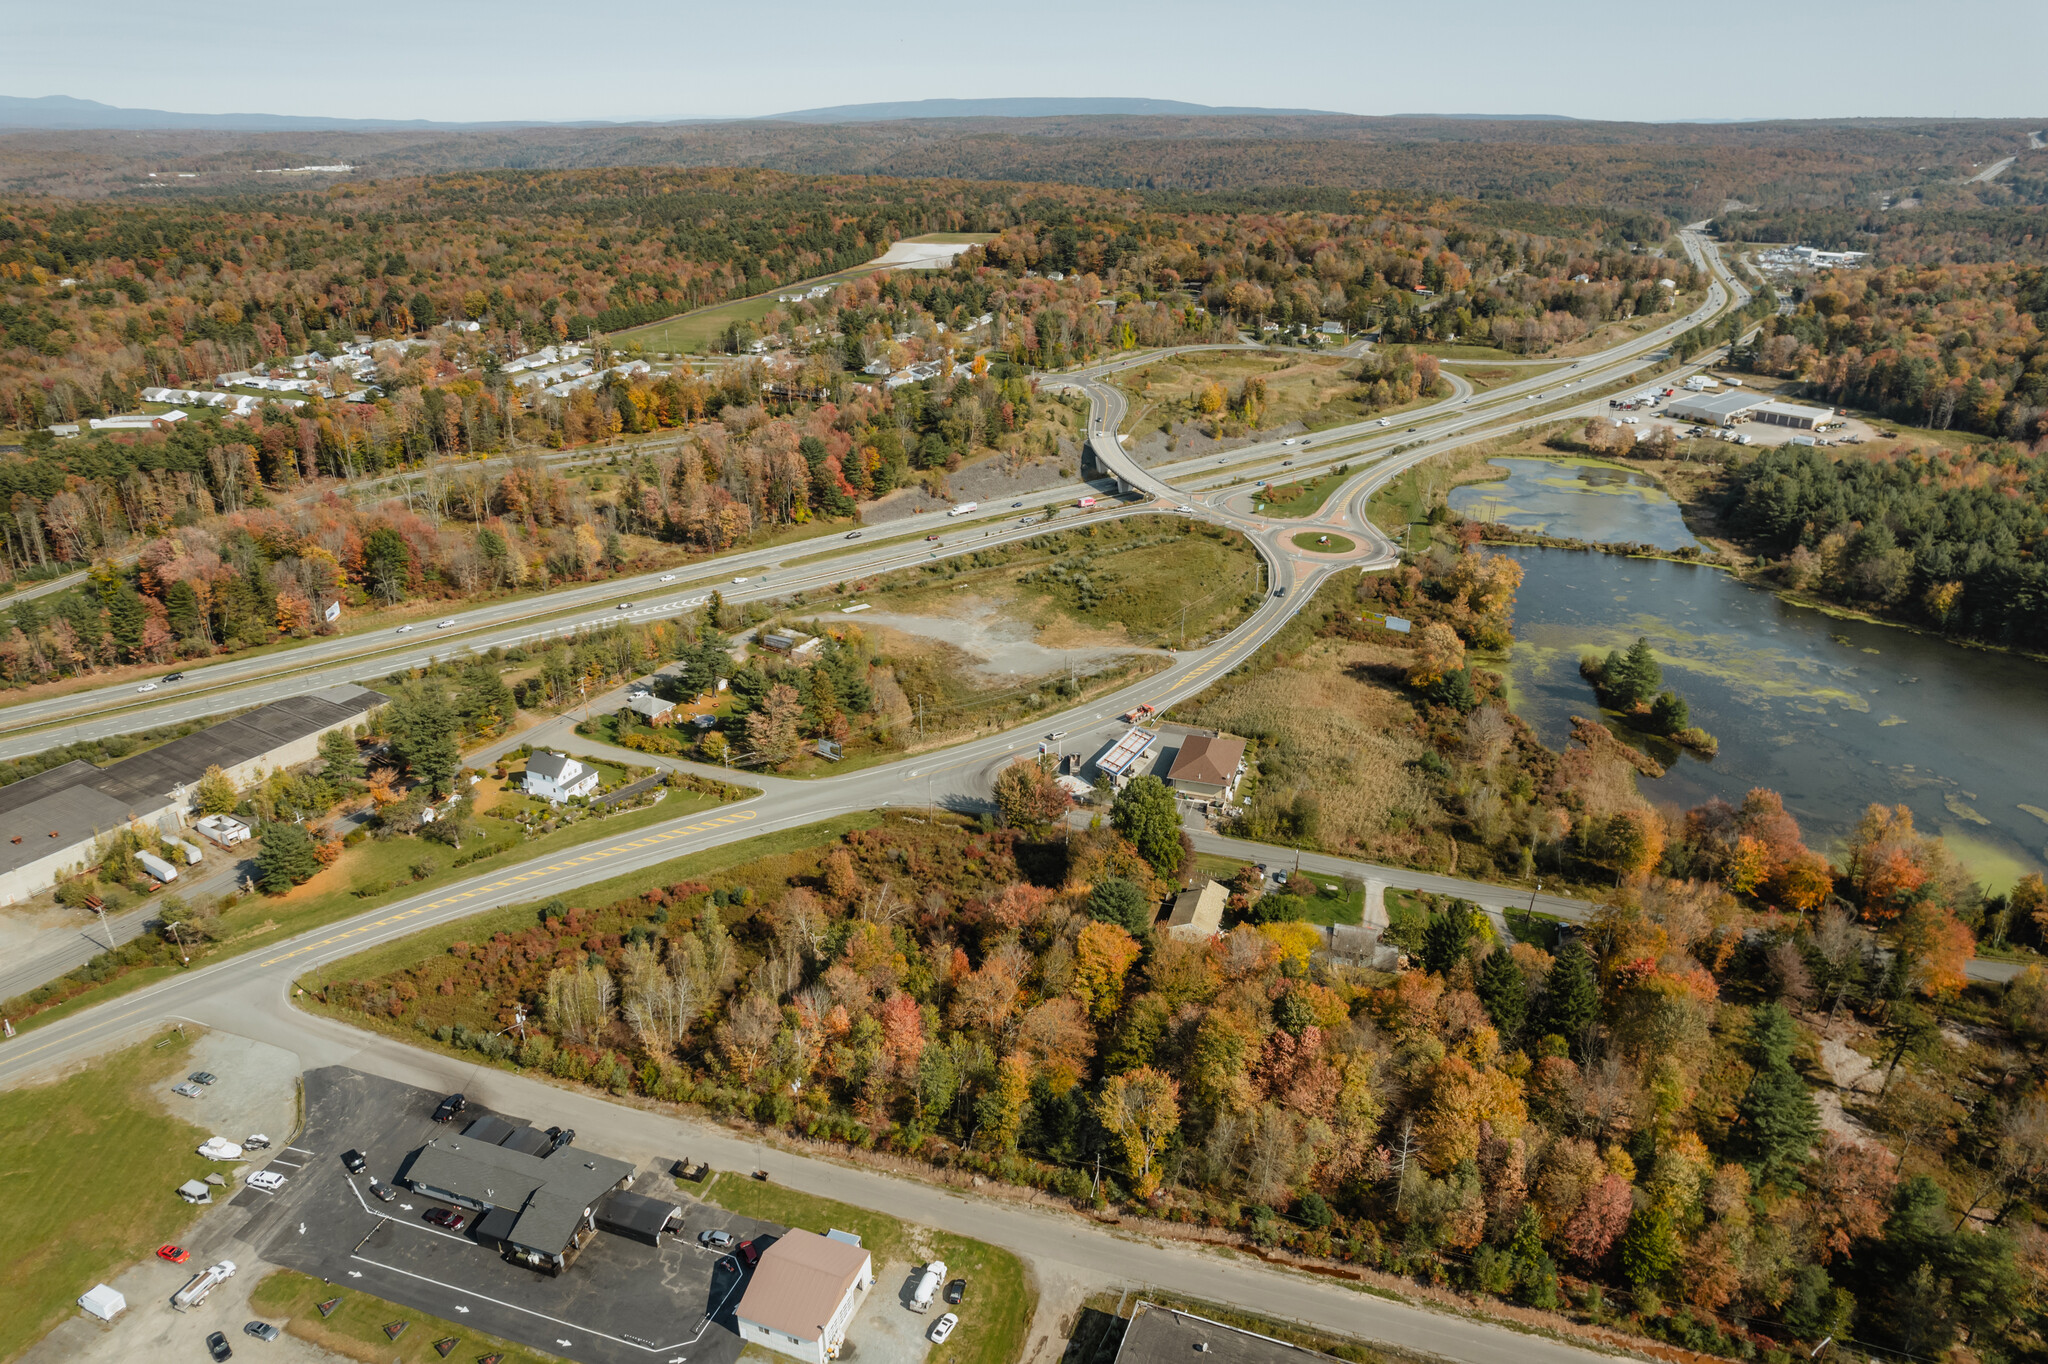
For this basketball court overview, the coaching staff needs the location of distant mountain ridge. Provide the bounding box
[0,93,1358,132]
[757,97,1342,122]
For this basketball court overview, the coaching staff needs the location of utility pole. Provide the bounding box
[1529,881,1541,913]
[1092,1152,1101,1203]
[167,919,189,964]
[93,900,115,952]
[917,694,925,739]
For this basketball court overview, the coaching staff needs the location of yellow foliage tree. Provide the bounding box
[1071,920,1141,1022]
[1257,921,1322,972]
[1092,1065,1181,1198]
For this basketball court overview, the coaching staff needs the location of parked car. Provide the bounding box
[432,1093,467,1123]
[946,1278,968,1304]
[737,1239,761,1267]
[367,1180,398,1203]
[173,1082,204,1098]
[243,1134,270,1150]
[243,1322,280,1342]
[247,1171,287,1193]
[341,1149,367,1174]
[206,1331,233,1361]
[157,1244,190,1263]
[699,1229,735,1249]
[930,1313,959,1344]
[423,1208,466,1231]
[189,1072,217,1085]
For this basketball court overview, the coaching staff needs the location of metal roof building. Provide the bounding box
[1112,1302,1345,1364]
[1665,391,1767,426]
[0,684,380,906]
[735,1229,874,1364]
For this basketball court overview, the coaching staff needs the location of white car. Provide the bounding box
[396,624,415,633]
[732,576,749,584]
[247,1170,287,1193]
[930,1313,958,1344]
[1176,504,1195,513]
[1281,438,1297,445]
[1378,418,1390,426]
[137,681,158,693]
[659,574,676,582]
[617,603,632,610]
[435,619,456,629]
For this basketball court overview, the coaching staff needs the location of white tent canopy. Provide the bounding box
[78,1284,126,1320]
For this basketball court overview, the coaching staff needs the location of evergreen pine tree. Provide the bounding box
[255,822,321,894]
[1421,900,1480,976]
[1736,1002,1820,1181]
[1544,940,1601,1049]
[1476,945,1527,1039]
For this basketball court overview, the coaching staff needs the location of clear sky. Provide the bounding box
[9,0,2043,124]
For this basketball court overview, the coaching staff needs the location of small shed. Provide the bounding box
[595,1189,682,1245]
[78,1284,126,1321]
[177,1179,213,1204]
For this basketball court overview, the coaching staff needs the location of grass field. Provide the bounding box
[0,1031,216,1361]
[867,515,1267,649]
[1112,351,1372,438]
[1253,469,1349,518]
[249,1268,564,1364]
[702,1175,1033,1364]
[7,779,747,1033]
[1290,530,1356,553]
[1413,341,1522,360]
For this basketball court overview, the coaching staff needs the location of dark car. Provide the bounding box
[424,1208,467,1231]
[341,1149,367,1174]
[243,1321,280,1341]
[737,1239,761,1267]
[545,1125,575,1152]
[946,1278,968,1304]
[189,1071,217,1085]
[367,1180,398,1203]
[432,1093,467,1124]
[924,534,941,542]
[206,1331,233,1361]
[165,672,184,683]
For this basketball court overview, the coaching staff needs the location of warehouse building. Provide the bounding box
[1749,400,1842,431]
[0,684,381,906]
[1664,391,1766,426]
[402,1118,636,1275]
[735,1229,874,1364]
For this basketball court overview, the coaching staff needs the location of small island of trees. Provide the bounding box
[1581,637,1718,755]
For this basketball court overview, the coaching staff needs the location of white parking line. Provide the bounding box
[347,1252,726,1353]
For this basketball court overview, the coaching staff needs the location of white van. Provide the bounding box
[911,1259,948,1312]
[947,502,978,517]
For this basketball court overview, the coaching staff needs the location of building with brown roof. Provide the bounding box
[735,1229,874,1363]
[1162,879,1228,941]
[1165,733,1247,800]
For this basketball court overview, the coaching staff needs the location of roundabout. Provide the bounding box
[1291,530,1357,553]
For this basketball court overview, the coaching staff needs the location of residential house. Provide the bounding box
[524,751,599,804]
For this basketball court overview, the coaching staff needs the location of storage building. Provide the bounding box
[595,1189,682,1245]
[1112,1301,1348,1364]
[1664,391,1766,427]
[1162,880,1228,942]
[0,684,379,906]
[1749,400,1841,431]
[735,1229,874,1364]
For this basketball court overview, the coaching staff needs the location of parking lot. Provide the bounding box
[243,1067,779,1364]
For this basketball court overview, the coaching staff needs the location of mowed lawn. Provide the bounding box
[1254,471,1347,518]
[249,1268,565,1364]
[0,1031,218,1360]
[702,1175,1033,1364]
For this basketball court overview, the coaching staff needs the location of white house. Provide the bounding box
[524,751,599,804]
[735,1229,873,1364]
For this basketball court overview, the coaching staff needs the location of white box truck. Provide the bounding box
[173,1260,236,1309]
[136,850,179,882]
[947,502,977,517]
[911,1259,948,1312]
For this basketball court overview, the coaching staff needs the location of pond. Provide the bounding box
[1497,546,2048,890]
[1450,457,1699,552]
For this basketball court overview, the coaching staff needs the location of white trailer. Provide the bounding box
[947,502,978,517]
[136,850,180,882]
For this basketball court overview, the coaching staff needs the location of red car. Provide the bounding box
[423,1208,467,1232]
[156,1244,189,1264]
[737,1239,761,1267]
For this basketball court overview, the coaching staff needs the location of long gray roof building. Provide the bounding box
[402,1119,636,1274]
[0,683,381,905]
